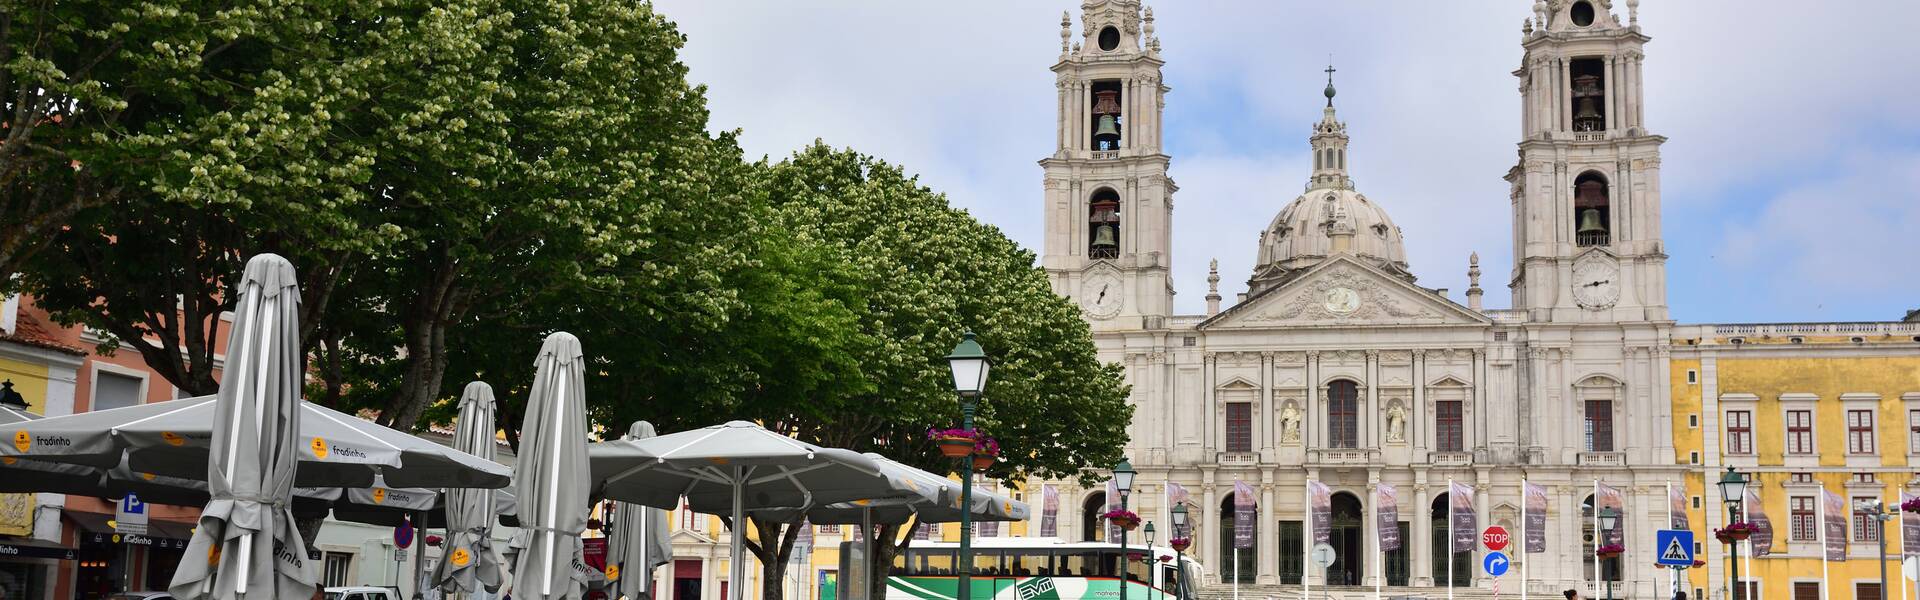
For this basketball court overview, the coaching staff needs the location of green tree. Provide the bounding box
[734,144,1132,600]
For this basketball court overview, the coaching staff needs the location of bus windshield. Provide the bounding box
[859,541,1198,600]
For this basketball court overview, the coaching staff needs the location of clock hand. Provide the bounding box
[1098,285,1109,301]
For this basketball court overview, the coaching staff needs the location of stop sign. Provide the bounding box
[1482,526,1510,551]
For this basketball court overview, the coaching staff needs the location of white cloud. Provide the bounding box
[653,0,1920,322]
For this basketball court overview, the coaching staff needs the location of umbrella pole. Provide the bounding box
[415,510,428,599]
[731,466,745,600]
[862,508,873,600]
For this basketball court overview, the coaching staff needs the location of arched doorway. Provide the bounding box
[1329,492,1364,585]
[1429,494,1471,586]
[1082,492,1107,542]
[1219,493,1256,583]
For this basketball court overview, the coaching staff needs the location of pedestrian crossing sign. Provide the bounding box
[1655,529,1695,566]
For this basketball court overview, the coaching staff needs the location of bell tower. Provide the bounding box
[1040,0,1175,331]
[1507,0,1669,323]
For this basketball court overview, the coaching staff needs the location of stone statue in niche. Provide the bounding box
[1385,400,1407,443]
[1280,401,1302,444]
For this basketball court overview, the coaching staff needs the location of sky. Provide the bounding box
[650,1,1920,324]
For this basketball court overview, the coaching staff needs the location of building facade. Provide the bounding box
[1032,2,1919,600]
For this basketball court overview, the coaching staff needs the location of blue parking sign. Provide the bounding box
[1483,551,1510,577]
[1656,529,1695,566]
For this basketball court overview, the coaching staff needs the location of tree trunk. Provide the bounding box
[743,517,801,600]
[382,251,464,431]
[867,522,907,600]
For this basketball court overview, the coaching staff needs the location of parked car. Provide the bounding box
[324,586,401,600]
[108,592,175,600]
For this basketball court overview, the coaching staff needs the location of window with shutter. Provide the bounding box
[1328,381,1358,449]
[1226,402,1252,452]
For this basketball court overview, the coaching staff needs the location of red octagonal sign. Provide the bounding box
[1481,526,1509,551]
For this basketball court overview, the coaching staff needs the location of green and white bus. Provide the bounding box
[840,538,1202,600]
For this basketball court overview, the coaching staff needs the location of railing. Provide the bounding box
[1711,322,1920,336]
[1091,150,1120,160]
[1431,452,1473,467]
[1216,452,1257,466]
[1575,232,1610,247]
[1311,448,1377,465]
[1577,451,1625,466]
[1573,132,1607,141]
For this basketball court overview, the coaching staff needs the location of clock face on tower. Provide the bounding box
[1573,255,1621,310]
[1080,273,1124,319]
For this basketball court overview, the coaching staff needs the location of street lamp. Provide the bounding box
[1718,466,1750,600]
[946,332,991,600]
[1599,507,1619,600]
[1145,521,1158,600]
[1857,499,1895,600]
[1171,504,1189,600]
[1114,458,1137,600]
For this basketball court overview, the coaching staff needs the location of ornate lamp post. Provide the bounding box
[1171,503,1190,600]
[1144,521,1158,600]
[1114,459,1137,600]
[1717,466,1750,600]
[1599,507,1619,600]
[947,332,991,600]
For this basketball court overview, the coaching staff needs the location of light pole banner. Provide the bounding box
[1669,484,1689,531]
[1040,484,1059,538]
[1167,482,1191,538]
[1903,492,1920,558]
[1449,480,1476,553]
[1821,488,1847,562]
[1308,480,1332,544]
[1106,480,1122,543]
[1744,486,1773,557]
[1233,479,1256,550]
[1595,483,1625,546]
[1524,481,1548,553]
[1377,483,1401,552]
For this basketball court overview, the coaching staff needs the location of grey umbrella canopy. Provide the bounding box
[605,422,670,600]
[588,421,913,600]
[434,381,509,594]
[0,394,510,489]
[511,333,593,600]
[756,454,1030,525]
[169,254,316,600]
[0,402,126,496]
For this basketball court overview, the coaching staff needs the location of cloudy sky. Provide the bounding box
[650,0,1920,323]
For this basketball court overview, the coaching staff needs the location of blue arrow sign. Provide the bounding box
[1656,529,1695,566]
[1483,551,1511,577]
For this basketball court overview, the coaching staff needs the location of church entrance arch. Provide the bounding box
[1219,493,1256,583]
[1329,492,1364,585]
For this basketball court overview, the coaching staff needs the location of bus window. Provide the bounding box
[1159,563,1180,592]
[1123,552,1150,583]
[1056,551,1098,577]
[972,550,1004,576]
[901,548,955,576]
[1013,550,1048,577]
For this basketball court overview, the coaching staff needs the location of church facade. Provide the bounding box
[1032,2,1920,599]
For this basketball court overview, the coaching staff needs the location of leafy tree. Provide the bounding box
[732,144,1132,600]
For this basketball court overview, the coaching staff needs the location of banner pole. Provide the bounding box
[1304,480,1311,600]
[1819,489,1830,600]
[1448,477,1455,600]
[1592,480,1599,600]
[1741,491,1753,600]
[1375,484,1383,600]
[1521,479,1529,600]
[1668,482,1678,599]
[1901,498,1909,600]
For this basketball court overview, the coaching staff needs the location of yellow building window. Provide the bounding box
[1846,409,1875,454]
[1786,410,1814,455]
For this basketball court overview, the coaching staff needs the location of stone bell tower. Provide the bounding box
[1040,0,1175,332]
[1507,0,1669,323]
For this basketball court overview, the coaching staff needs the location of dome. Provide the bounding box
[1249,187,1412,293]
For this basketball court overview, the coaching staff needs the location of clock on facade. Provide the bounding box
[1323,286,1361,315]
[1572,258,1620,309]
[1080,273,1124,319]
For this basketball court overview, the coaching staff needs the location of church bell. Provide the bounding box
[1571,74,1605,132]
[1092,223,1118,249]
[1094,115,1121,141]
[1092,90,1123,148]
[1577,208,1608,235]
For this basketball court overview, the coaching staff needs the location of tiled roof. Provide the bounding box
[0,312,86,356]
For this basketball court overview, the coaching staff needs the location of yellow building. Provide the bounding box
[1673,322,1920,600]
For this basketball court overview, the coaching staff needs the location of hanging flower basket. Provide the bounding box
[1169,537,1192,552]
[928,427,979,458]
[972,437,1001,471]
[1103,508,1141,531]
[1595,544,1624,559]
[1714,521,1755,542]
[1902,496,1920,513]
[972,455,996,472]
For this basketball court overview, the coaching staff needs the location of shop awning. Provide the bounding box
[65,511,192,549]
[0,537,76,560]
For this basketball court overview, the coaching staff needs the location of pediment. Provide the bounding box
[1202,256,1490,330]
[1216,377,1260,391]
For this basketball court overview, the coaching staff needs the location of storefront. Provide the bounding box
[65,511,193,599]
[0,537,76,600]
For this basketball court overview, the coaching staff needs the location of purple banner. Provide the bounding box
[1377,483,1401,552]
[1822,489,1847,562]
[914,522,933,541]
[1308,480,1332,544]
[979,483,999,537]
[1596,483,1625,546]
[1669,484,1689,531]
[1745,487,1773,557]
[1040,485,1059,538]
[1524,481,1548,554]
[1167,482,1191,539]
[1106,480,1122,543]
[1904,492,1920,559]
[1233,480,1256,550]
[1449,481,1476,553]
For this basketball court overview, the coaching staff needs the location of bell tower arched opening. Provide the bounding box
[1088,188,1121,259]
[1573,171,1611,247]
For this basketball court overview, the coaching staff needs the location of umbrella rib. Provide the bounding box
[653,428,728,461]
[307,406,406,451]
[746,462,832,486]
[109,397,214,433]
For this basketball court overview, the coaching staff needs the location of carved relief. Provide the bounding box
[1242,267,1442,324]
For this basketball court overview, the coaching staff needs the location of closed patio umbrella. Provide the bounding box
[605,421,669,600]
[588,421,914,600]
[510,333,592,600]
[435,381,509,594]
[169,253,314,600]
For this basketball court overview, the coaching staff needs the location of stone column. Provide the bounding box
[1413,351,1428,456]
[1412,477,1433,586]
[1558,485,1581,590]
[1306,351,1321,450]
[1364,350,1380,448]
[1364,472,1382,587]
[1559,57,1573,132]
[1204,354,1217,456]
[1474,350,1488,452]
[1260,352,1274,452]
[1259,471,1278,584]
[1203,472,1220,583]
[1473,468,1492,585]
[1604,55,1618,133]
